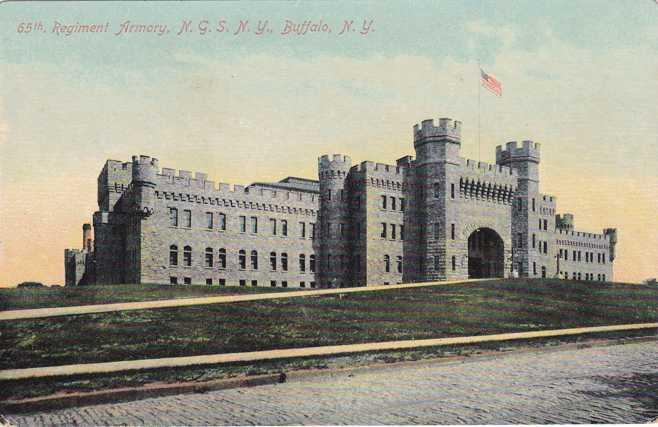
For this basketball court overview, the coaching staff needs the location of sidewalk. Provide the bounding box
[1,322,655,381]
[0,278,487,321]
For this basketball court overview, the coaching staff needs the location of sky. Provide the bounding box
[0,0,656,286]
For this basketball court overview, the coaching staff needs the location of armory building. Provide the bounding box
[65,117,617,287]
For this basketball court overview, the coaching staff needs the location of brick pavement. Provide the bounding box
[6,341,658,425]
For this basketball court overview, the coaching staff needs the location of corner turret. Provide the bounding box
[131,155,159,218]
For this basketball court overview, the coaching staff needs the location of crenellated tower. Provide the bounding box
[496,140,540,276]
[406,118,462,282]
[318,154,352,287]
[131,155,159,218]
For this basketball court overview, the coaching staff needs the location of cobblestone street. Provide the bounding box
[6,341,658,425]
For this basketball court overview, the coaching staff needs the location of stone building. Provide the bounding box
[65,117,617,287]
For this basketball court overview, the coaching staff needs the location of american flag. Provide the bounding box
[481,68,502,96]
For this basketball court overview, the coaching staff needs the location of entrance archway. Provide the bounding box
[468,228,504,278]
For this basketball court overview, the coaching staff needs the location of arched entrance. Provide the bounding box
[468,228,504,278]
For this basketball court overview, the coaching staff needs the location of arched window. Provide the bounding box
[251,250,258,270]
[218,248,226,269]
[299,254,306,272]
[205,247,213,268]
[310,255,316,273]
[169,245,178,266]
[183,246,192,266]
[396,256,403,273]
[281,252,288,271]
[384,255,390,273]
[238,249,246,270]
[270,251,277,271]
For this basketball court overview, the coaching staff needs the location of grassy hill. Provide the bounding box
[2,279,656,371]
[0,278,656,402]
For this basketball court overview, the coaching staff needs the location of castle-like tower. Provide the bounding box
[66,117,617,287]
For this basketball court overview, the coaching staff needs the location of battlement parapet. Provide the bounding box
[556,213,574,230]
[318,154,352,169]
[413,117,461,145]
[496,140,540,164]
[459,158,517,180]
[356,160,406,176]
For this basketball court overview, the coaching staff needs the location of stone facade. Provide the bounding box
[65,117,617,287]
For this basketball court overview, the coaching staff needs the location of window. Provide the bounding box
[433,223,440,239]
[239,279,246,287]
[391,224,397,240]
[532,198,536,212]
[384,255,390,273]
[400,198,405,211]
[310,255,316,273]
[539,218,542,229]
[299,254,306,272]
[250,250,258,270]
[381,195,387,209]
[183,210,192,228]
[434,255,440,271]
[183,245,192,266]
[396,256,403,273]
[251,280,258,287]
[206,212,213,229]
[238,250,246,270]
[310,281,316,288]
[433,182,440,198]
[451,223,455,240]
[543,219,548,231]
[541,266,546,278]
[532,234,536,249]
[281,253,288,271]
[169,207,178,227]
[339,223,345,237]
[239,216,246,233]
[300,281,306,288]
[310,223,316,239]
[381,223,387,238]
[451,183,455,199]
[400,224,405,240]
[282,281,288,288]
[451,256,456,271]
[271,280,277,287]
[184,277,191,285]
[218,248,226,269]
[169,245,178,266]
[300,222,306,238]
[577,272,582,280]
[218,213,226,231]
[251,216,258,233]
[170,276,178,285]
[271,218,277,235]
[205,247,213,267]
[327,189,331,201]
[270,251,277,270]
[578,251,581,262]
[390,196,396,211]
[219,278,225,287]
[543,241,548,254]
[206,278,212,285]
[602,253,606,264]
[533,262,537,275]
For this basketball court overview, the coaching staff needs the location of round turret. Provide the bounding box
[317,154,352,288]
[130,155,159,218]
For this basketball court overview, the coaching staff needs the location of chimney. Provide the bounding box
[83,223,92,252]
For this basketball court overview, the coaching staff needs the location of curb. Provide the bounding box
[1,335,655,415]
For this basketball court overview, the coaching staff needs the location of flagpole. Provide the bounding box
[477,59,481,162]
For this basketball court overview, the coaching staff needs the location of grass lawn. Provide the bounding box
[1,279,656,372]
[0,278,656,402]
[0,283,291,311]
